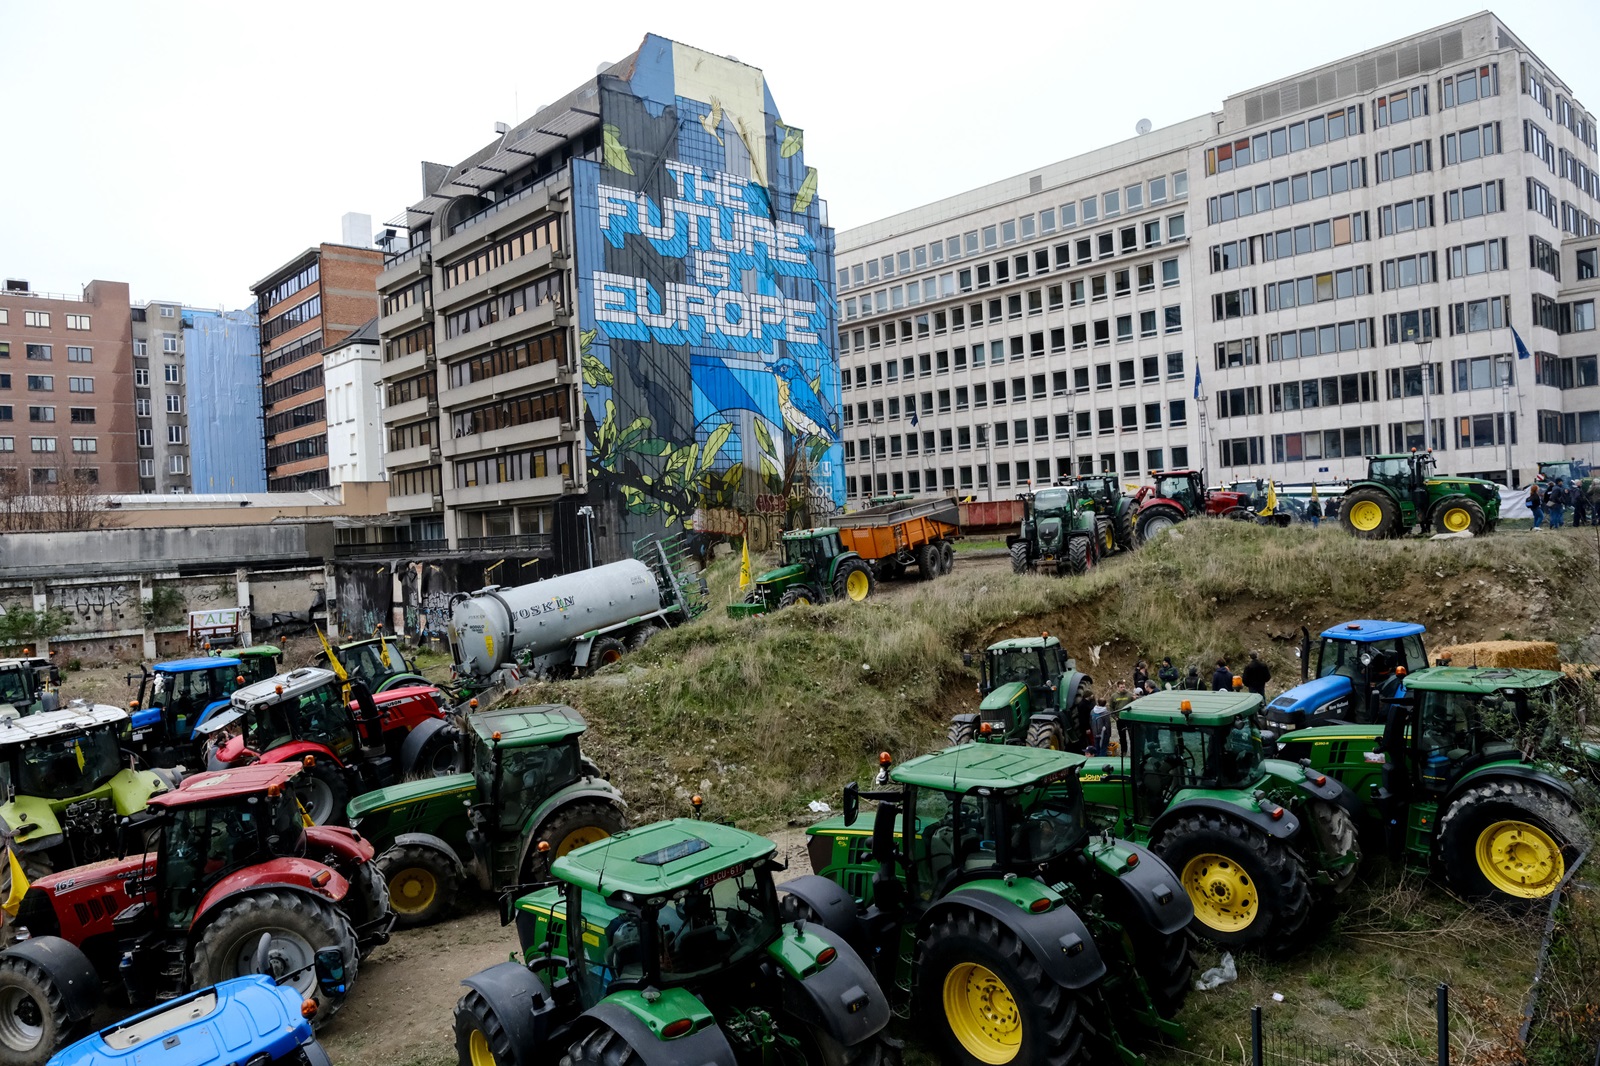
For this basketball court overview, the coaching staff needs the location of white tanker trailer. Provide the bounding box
[447,533,706,686]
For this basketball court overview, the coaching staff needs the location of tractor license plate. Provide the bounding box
[131,728,151,742]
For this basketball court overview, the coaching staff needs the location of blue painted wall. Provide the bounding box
[186,306,266,492]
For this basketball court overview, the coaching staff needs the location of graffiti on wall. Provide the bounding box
[574,35,841,537]
[56,584,131,622]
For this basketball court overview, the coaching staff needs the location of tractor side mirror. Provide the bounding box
[870,801,900,865]
[842,782,860,827]
[961,651,973,668]
[313,949,348,998]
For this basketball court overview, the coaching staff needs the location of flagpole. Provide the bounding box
[1499,353,1513,486]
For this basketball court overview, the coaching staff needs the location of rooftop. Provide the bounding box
[469,704,587,747]
[890,743,1086,792]
[1319,620,1428,641]
[1122,690,1263,725]
[1402,666,1565,692]
[150,762,301,808]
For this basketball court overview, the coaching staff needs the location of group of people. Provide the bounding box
[1527,478,1594,528]
[1083,652,1273,756]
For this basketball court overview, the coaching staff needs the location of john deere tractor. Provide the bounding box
[1537,457,1593,493]
[789,743,1193,1066]
[948,635,1094,750]
[452,818,895,1066]
[1277,666,1595,907]
[727,528,877,616]
[1008,486,1102,576]
[1073,474,1135,554]
[1076,691,1362,951]
[1339,452,1501,538]
[318,632,432,693]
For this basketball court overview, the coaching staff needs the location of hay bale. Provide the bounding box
[1433,640,1561,670]
[1560,663,1598,682]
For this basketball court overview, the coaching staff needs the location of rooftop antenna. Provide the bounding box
[1135,118,1153,135]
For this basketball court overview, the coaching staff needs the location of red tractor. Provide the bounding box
[0,762,389,1065]
[1130,468,1253,544]
[200,667,457,825]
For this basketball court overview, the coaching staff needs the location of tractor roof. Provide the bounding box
[1401,666,1564,693]
[1121,689,1262,725]
[782,527,840,539]
[890,743,1086,792]
[0,705,127,745]
[236,645,285,658]
[231,668,338,709]
[1318,619,1426,642]
[155,657,242,673]
[470,704,587,747]
[987,636,1061,652]
[148,762,301,808]
[552,818,775,897]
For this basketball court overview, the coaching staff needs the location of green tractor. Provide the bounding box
[1008,486,1102,576]
[453,818,895,1066]
[790,743,1193,1066]
[1276,666,1595,907]
[1073,474,1136,554]
[1338,452,1501,538]
[345,703,626,928]
[1075,691,1362,950]
[727,528,877,617]
[948,635,1094,750]
[318,630,432,693]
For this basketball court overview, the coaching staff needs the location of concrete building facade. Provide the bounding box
[186,307,266,494]
[131,300,191,492]
[323,318,385,486]
[0,279,139,493]
[836,12,1600,500]
[252,243,383,492]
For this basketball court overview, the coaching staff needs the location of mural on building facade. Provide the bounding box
[573,35,841,534]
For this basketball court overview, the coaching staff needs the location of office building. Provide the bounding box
[324,318,385,486]
[131,300,191,492]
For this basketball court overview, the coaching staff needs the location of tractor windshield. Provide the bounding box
[991,648,1046,689]
[782,536,835,569]
[1367,458,1410,486]
[1034,488,1074,515]
[0,668,33,707]
[1156,475,1196,510]
[160,800,271,928]
[651,865,777,982]
[908,788,1002,897]
[1006,786,1087,866]
[17,726,122,799]
[152,667,237,738]
[339,639,411,689]
[1317,636,1426,683]
[1133,719,1264,809]
[485,740,581,832]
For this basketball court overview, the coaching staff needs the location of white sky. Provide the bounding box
[3,1,1597,310]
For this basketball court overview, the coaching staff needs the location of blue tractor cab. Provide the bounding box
[1263,620,1427,745]
[126,658,245,767]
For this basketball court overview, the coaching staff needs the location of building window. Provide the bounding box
[138,428,152,448]
[140,458,155,478]
[136,398,151,417]
[162,334,178,354]
[65,314,90,330]
[30,437,56,453]
[133,339,147,357]
[70,437,96,453]
[68,377,92,393]
[170,454,186,474]
[66,346,91,363]
[166,394,182,413]
[30,468,57,485]
[23,311,49,328]
[0,437,11,452]
[69,407,93,424]
[168,425,184,445]
[25,344,50,361]
[135,368,149,387]
[164,363,180,383]
[26,375,52,392]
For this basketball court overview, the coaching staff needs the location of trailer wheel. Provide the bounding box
[588,637,626,672]
[0,951,75,1066]
[917,544,941,581]
[940,541,955,574]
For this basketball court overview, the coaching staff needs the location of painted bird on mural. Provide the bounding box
[771,356,837,442]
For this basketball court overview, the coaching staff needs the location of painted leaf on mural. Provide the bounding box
[602,125,635,175]
[614,416,652,453]
[620,484,657,515]
[632,437,672,456]
[582,353,613,388]
[699,423,733,471]
[808,437,830,464]
[779,126,804,158]
[793,168,818,213]
[753,417,776,457]
[759,455,782,487]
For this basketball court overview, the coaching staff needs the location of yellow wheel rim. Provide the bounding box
[846,569,871,601]
[1349,500,1384,531]
[388,867,438,915]
[1181,853,1259,933]
[557,825,611,857]
[469,1028,495,1066]
[1476,820,1564,898]
[943,961,1022,1064]
[794,593,811,605]
[1441,507,1472,532]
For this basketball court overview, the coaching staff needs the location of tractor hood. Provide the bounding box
[979,681,1028,715]
[346,772,477,822]
[1264,675,1353,724]
[755,563,806,586]
[1036,516,1064,549]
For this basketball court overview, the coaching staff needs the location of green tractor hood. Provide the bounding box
[1036,515,1065,551]
[347,772,477,824]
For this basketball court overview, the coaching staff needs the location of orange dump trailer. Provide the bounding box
[833,496,962,580]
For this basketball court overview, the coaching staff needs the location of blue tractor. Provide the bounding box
[1261,620,1428,746]
[124,658,246,767]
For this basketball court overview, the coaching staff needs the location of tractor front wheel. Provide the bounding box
[948,719,978,746]
[834,560,877,603]
[190,889,360,1027]
[1065,536,1091,575]
[778,585,819,609]
[378,842,462,929]
[1308,799,1362,895]
[1339,488,1398,540]
[1430,496,1487,535]
[1008,542,1029,574]
[1024,719,1066,751]
[295,761,351,827]
[1137,506,1183,545]
[1154,812,1312,952]
[522,800,628,883]
[456,988,520,1066]
[0,951,76,1066]
[916,908,1087,1066]
[1437,780,1590,905]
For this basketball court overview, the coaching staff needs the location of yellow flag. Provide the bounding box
[3,848,29,917]
[374,626,392,670]
[738,537,752,591]
[316,626,349,682]
[1263,481,1278,516]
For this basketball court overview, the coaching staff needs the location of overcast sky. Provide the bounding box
[3,1,1597,310]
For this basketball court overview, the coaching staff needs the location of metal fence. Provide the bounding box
[1251,986,1450,1066]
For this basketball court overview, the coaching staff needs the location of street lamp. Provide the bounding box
[1497,353,1514,485]
[1414,337,1434,450]
[861,417,884,501]
[576,505,595,569]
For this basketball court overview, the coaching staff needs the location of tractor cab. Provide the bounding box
[235,645,286,685]
[7,710,129,802]
[1393,668,1568,795]
[1264,620,1427,744]
[0,657,58,719]
[1031,486,1077,518]
[132,658,246,748]
[781,527,845,572]
[468,706,588,861]
[223,669,362,761]
[953,635,1092,746]
[1153,470,1204,513]
[1367,453,1432,492]
[319,635,427,693]
[1315,623,1427,686]
[1114,692,1266,820]
[1073,474,1119,509]
[1537,458,1591,484]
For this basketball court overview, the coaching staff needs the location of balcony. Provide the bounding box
[441,416,565,460]
[433,174,569,262]
[386,490,441,515]
[434,246,557,315]
[434,300,561,363]
[440,357,564,411]
[386,442,435,470]
[380,347,429,381]
[385,395,433,425]
[380,297,427,335]
[378,242,431,289]
[446,474,566,509]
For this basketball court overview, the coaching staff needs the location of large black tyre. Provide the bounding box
[916,908,1088,1066]
[778,585,819,609]
[1307,799,1362,895]
[0,953,73,1066]
[1095,516,1116,556]
[1430,496,1487,535]
[522,800,628,883]
[917,544,941,581]
[1136,505,1183,545]
[626,623,661,652]
[1024,718,1066,751]
[404,720,460,781]
[1152,811,1313,952]
[1008,542,1029,574]
[1112,501,1135,550]
[345,860,391,957]
[1065,536,1091,575]
[833,559,877,603]
[876,559,905,582]
[1437,780,1590,906]
[940,541,955,574]
[378,842,462,929]
[948,719,978,746]
[1339,488,1399,539]
[190,889,359,1027]
[295,760,351,827]
[456,988,519,1066]
[1095,875,1194,1022]
[588,636,626,672]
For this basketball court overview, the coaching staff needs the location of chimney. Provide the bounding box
[341,212,374,248]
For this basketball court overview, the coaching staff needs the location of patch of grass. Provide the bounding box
[953,538,1006,552]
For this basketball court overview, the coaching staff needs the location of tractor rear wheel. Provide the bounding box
[1153,812,1312,952]
[917,544,942,580]
[523,800,628,883]
[948,719,978,746]
[561,1025,644,1066]
[589,636,626,672]
[916,908,1087,1066]
[778,585,819,609]
[1437,780,1590,906]
[0,952,75,1066]
[345,861,391,957]
[1024,719,1066,750]
[403,719,461,780]
[1430,496,1487,535]
[1112,503,1135,550]
[456,988,520,1066]
[1307,800,1362,894]
[1137,505,1183,545]
[626,623,661,651]
[834,560,877,603]
[295,761,351,827]
[1008,542,1029,574]
[1339,488,1398,540]
[1065,536,1091,575]
[190,889,359,1027]
[378,841,461,929]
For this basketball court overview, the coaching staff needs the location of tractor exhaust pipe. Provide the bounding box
[1298,626,1311,682]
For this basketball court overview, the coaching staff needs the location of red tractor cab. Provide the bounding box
[201,667,456,825]
[0,762,390,1065]
[1129,468,1253,543]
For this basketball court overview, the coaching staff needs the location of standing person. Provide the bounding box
[1090,694,1113,756]
[1549,479,1567,529]
[1211,658,1233,692]
[1180,665,1204,690]
[1528,481,1545,530]
[1575,483,1591,527]
[1157,657,1180,689]
[1306,489,1323,528]
[1110,680,1136,754]
[1241,651,1272,698]
[1132,660,1149,690]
